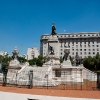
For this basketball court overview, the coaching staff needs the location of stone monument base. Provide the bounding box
[61,60,72,68]
[42,55,60,68]
[8,59,21,69]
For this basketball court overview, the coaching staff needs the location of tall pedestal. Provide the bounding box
[48,35,59,57]
[42,35,60,68]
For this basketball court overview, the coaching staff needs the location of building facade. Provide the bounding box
[0,51,8,56]
[40,32,100,59]
[27,47,40,60]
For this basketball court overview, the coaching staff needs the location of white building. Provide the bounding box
[0,51,8,56]
[27,47,40,60]
[40,32,100,58]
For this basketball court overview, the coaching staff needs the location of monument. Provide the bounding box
[0,23,97,88]
[8,47,21,69]
[43,23,60,68]
[61,47,72,68]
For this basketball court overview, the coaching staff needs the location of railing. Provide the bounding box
[0,69,97,90]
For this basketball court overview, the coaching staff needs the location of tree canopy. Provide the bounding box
[28,55,46,66]
[83,53,100,71]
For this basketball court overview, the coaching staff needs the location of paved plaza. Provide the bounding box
[0,91,99,100]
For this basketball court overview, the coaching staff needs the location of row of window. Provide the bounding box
[60,52,99,55]
[71,52,99,55]
[42,33,99,39]
[60,44,99,47]
[57,34,99,38]
[60,38,99,42]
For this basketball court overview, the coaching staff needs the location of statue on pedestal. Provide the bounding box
[51,23,57,35]
[12,47,19,60]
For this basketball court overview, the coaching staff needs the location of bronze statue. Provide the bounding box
[51,23,57,35]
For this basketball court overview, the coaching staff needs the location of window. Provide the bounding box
[80,52,82,55]
[93,52,95,54]
[80,49,82,51]
[84,52,86,54]
[76,49,78,51]
[72,42,74,46]
[97,48,99,51]
[89,52,91,54]
[61,52,62,55]
[93,49,95,51]
[89,49,91,51]
[96,34,98,36]
[84,49,86,51]
[88,45,90,47]
[88,42,90,45]
[55,70,61,77]
[92,42,94,44]
[68,35,70,37]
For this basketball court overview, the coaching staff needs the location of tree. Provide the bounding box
[17,56,27,63]
[60,57,63,63]
[0,55,12,73]
[83,53,100,71]
[70,56,74,65]
[28,55,46,66]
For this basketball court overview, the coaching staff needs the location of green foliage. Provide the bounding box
[83,53,100,71]
[17,56,27,63]
[70,56,74,65]
[0,55,12,71]
[28,55,46,66]
[60,57,63,63]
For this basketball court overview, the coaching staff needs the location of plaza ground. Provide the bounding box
[0,85,100,100]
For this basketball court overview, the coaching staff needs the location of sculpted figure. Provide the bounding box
[49,45,54,55]
[63,48,70,61]
[51,23,56,35]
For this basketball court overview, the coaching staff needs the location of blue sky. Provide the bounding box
[0,0,100,55]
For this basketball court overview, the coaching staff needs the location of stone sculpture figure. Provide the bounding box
[51,23,56,35]
[12,47,19,60]
[49,45,54,55]
[63,48,70,61]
